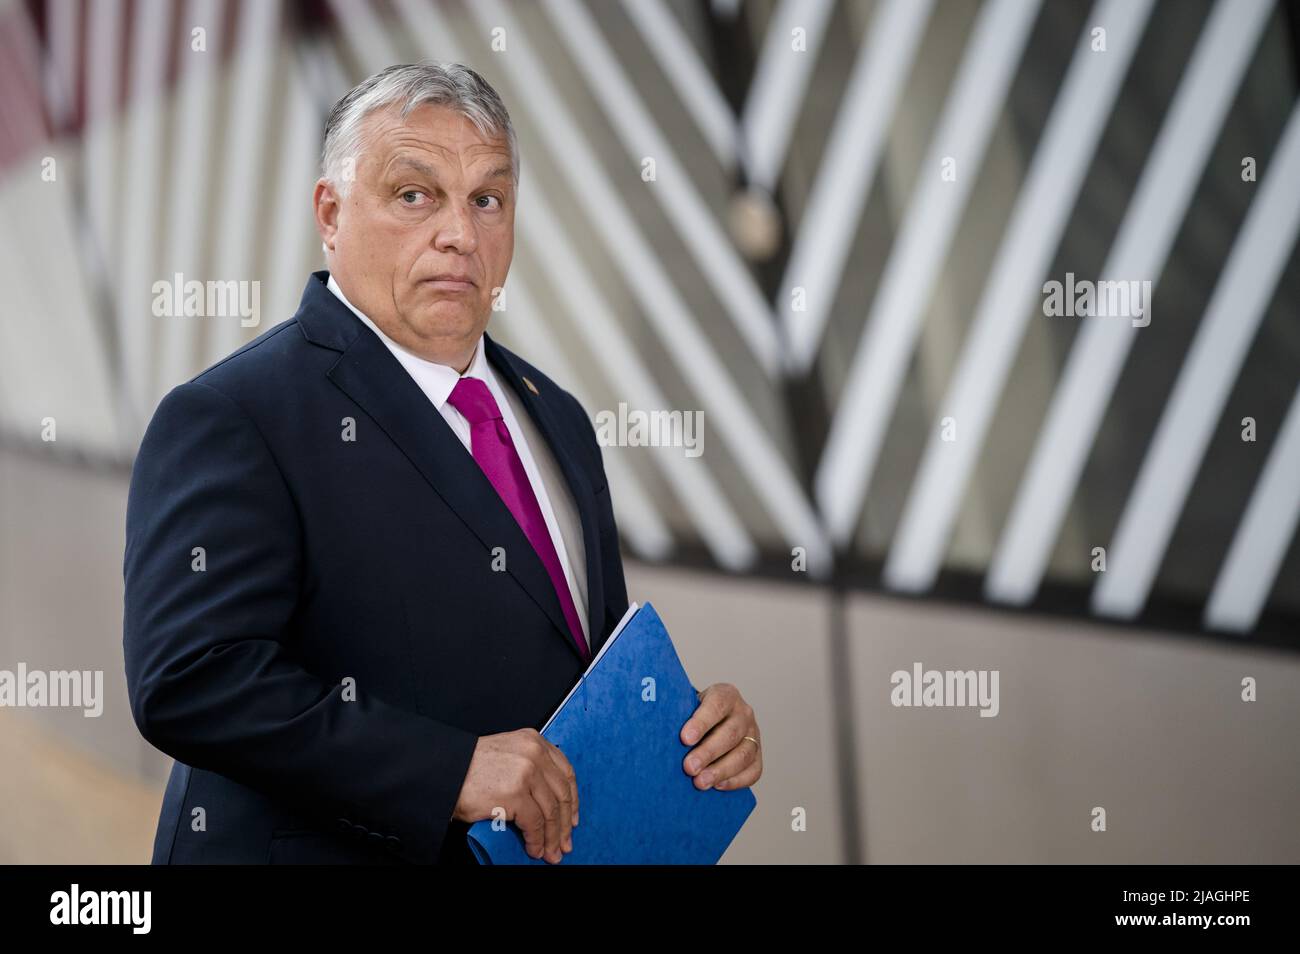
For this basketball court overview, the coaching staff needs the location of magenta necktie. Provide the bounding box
[446,376,590,661]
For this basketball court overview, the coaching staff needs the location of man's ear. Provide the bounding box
[314,178,341,252]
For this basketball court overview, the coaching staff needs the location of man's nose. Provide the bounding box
[433,204,478,254]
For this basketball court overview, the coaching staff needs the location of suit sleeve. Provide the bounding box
[123,380,480,864]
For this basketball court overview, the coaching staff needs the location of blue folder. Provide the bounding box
[466,601,757,864]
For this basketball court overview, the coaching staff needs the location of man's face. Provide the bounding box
[314,103,516,370]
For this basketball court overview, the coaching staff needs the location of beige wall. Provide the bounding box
[847,599,1300,863]
[2,447,1297,864]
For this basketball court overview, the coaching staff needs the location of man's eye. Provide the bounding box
[401,191,425,204]
[475,195,501,210]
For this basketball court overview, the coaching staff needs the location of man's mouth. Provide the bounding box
[423,274,476,293]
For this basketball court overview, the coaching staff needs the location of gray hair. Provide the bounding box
[321,61,519,197]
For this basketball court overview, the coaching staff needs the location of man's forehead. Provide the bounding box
[383,148,511,178]
[363,104,510,168]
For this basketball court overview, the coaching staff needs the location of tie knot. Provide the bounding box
[446,376,502,425]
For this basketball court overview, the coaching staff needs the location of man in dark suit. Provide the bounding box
[123,62,763,865]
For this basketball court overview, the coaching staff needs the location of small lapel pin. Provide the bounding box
[522,376,539,395]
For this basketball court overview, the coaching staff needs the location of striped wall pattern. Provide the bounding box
[0,0,1296,640]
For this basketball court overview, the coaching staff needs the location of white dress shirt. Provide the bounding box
[326,274,590,648]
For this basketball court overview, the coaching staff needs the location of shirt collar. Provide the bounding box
[326,273,489,411]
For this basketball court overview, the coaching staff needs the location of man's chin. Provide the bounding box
[406,294,472,321]
[402,303,487,348]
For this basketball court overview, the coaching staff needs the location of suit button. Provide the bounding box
[385,836,402,853]
[335,817,352,833]
[351,824,368,839]
[367,832,385,849]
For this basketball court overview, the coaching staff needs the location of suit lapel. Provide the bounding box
[485,333,608,658]
[318,298,587,665]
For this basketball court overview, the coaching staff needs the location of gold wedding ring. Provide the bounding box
[742,735,760,750]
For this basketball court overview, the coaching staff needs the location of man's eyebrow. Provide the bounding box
[479,164,514,185]
[387,156,438,179]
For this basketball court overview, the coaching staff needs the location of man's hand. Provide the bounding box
[679,683,762,791]
[452,728,578,863]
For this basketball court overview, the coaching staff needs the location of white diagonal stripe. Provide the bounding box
[501,279,675,561]
[155,0,225,406]
[1093,99,1300,618]
[986,0,1273,606]
[779,0,933,372]
[470,0,830,574]
[514,187,758,569]
[540,0,782,377]
[1205,382,1300,633]
[44,0,77,129]
[83,0,124,278]
[328,0,393,70]
[814,0,1042,545]
[392,0,761,571]
[208,0,280,363]
[118,0,170,431]
[740,0,835,190]
[885,0,1154,593]
[264,52,323,345]
[619,0,737,168]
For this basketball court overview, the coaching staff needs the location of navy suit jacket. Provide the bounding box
[123,271,630,864]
